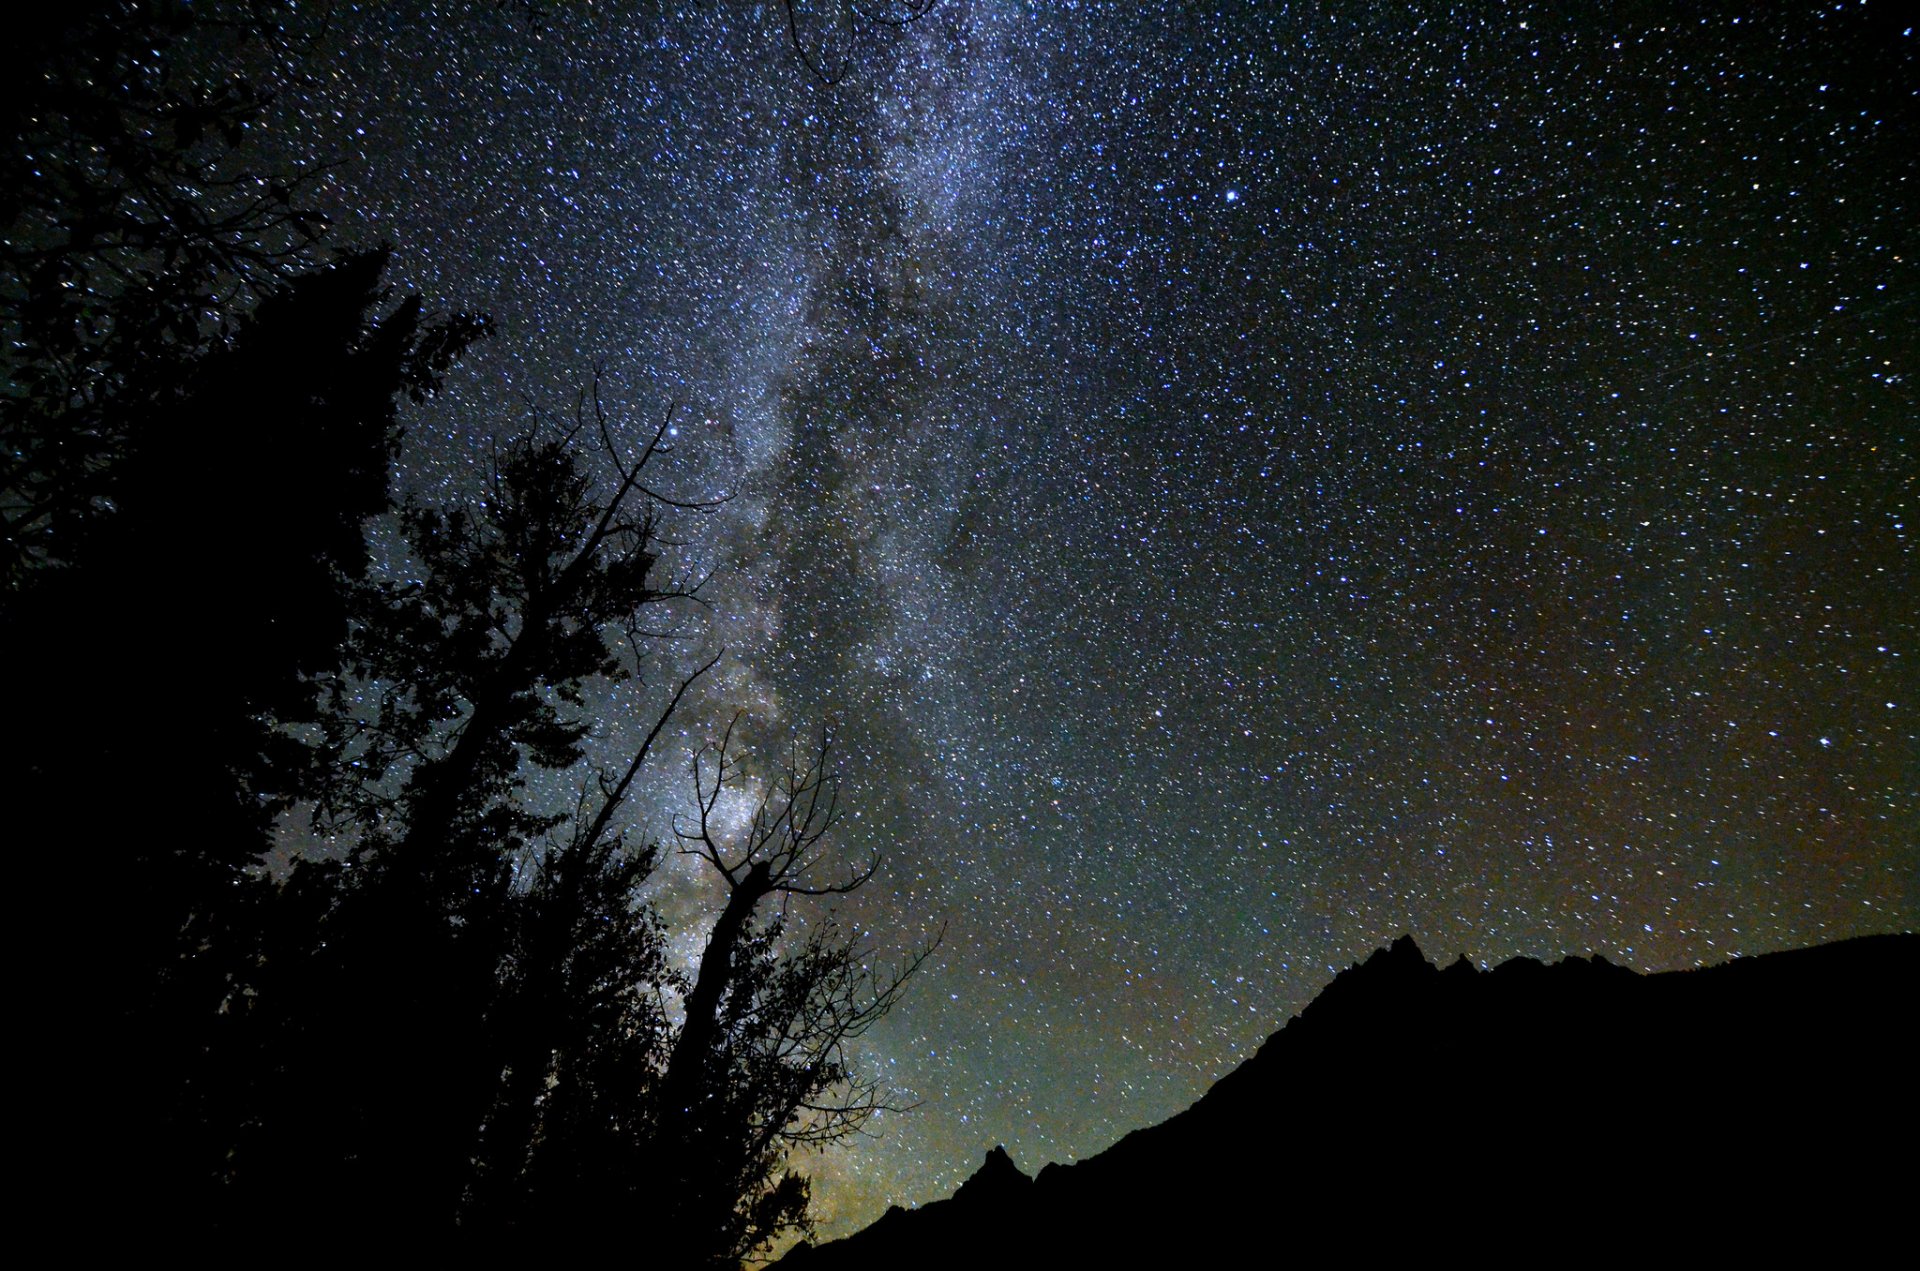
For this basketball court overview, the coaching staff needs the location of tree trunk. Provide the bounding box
[661,859,772,1121]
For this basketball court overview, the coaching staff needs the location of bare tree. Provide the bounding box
[781,0,939,85]
[660,715,939,1264]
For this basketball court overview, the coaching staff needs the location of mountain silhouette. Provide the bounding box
[784,933,1917,1265]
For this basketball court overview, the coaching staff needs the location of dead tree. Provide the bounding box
[661,715,938,1262]
[780,0,939,85]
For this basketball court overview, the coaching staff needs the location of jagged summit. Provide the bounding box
[784,932,1917,1266]
[1380,931,1427,964]
[953,1145,1032,1204]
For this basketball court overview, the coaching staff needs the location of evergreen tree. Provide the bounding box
[6,8,934,1254]
[231,410,932,1261]
[232,404,714,1232]
[5,247,485,1234]
[2,1,330,587]
[0,5,496,1233]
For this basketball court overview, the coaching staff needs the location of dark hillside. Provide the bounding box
[786,933,1918,1265]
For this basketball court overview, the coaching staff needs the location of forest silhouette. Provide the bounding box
[4,5,925,1262]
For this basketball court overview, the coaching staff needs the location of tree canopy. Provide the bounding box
[5,5,930,1261]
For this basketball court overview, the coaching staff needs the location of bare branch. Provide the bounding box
[780,0,938,85]
[570,647,723,857]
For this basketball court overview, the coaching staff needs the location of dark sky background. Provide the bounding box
[264,0,1914,1237]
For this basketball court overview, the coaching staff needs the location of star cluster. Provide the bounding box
[262,1,1915,1236]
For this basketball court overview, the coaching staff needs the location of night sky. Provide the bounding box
[262,1,1915,1237]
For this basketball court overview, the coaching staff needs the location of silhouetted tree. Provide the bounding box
[6,9,935,1253]
[781,0,939,85]
[232,394,718,1232]
[0,4,498,1231]
[3,247,484,1232]
[6,248,481,931]
[2,1,331,588]
[2,0,481,1000]
[234,391,931,1260]
[468,654,713,1233]
[657,717,938,1265]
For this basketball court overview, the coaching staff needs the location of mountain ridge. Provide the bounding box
[784,932,1917,1264]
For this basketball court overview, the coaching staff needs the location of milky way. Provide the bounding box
[265,1,1917,1236]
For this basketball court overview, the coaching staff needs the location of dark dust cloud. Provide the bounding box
[264,1,1916,1235]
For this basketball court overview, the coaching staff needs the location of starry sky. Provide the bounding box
[260,0,1915,1238]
